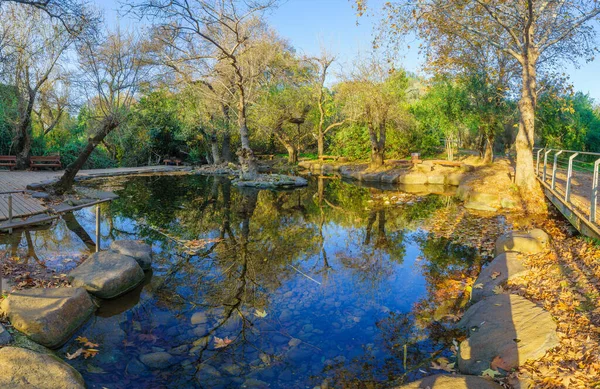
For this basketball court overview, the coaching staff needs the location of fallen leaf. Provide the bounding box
[490,271,501,280]
[254,309,267,318]
[66,348,84,360]
[481,368,501,378]
[473,283,484,289]
[214,336,233,349]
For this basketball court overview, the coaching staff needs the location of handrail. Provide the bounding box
[534,147,600,226]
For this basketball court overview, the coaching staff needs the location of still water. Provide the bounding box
[0,175,479,388]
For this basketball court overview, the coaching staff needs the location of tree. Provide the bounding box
[1,0,96,34]
[132,0,279,180]
[365,0,600,211]
[310,51,352,158]
[337,60,410,168]
[53,30,148,194]
[0,4,75,169]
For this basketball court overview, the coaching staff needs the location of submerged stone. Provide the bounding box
[456,294,558,375]
[110,240,153,270]
[0,346,85,388]
[0,323,11,345]
[139,351,176,369]
[69,250,145,299]
[0,287,95,348]
[471,252,528,302]
[397,374,502,388]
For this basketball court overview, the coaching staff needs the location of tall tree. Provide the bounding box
[53,30,148,194]
[337,60,410,168]
[132,0,279,180]
[363,0,600,211]
[0,4,75,169]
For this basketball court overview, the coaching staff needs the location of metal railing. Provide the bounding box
[534,147,600,230]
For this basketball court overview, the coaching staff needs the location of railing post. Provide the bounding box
[543,149,552,182]
[565,152,578,203]
[7,195,12,234]
[591,158,600,223]
[536,148,543,177]
[551,150,563,190]
[95,205,101,253]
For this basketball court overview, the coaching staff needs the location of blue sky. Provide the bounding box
[102,0,600,100]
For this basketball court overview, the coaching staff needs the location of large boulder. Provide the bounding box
[0,287,94,349]
[110,240,153,270]
[495,229,549,256]
[457,294,558,375]
[396,374,502,389]
[471,253,527,302]
[69,250,145,299]
[397,172,428,185]
[0,346,85,388]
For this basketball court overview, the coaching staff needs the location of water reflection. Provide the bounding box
[0,175,480,388]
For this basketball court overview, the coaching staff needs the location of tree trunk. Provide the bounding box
[368,122,385,168]
[317,130,325,158]
[286,145,298,164]
[235,76,257,180]
[14,95,35,170]
[483,132,494,164]
[53,119,118,194]
[514,55,546,213]
[210,131,221,165]
[221,133,232,162]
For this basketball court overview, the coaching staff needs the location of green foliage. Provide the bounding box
[0,84,18,155]
[536,91,600,153]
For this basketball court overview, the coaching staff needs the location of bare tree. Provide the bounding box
[1,0,96,34]
[53,30,149,194]
[132,0,279,180]
[0,4,75,169]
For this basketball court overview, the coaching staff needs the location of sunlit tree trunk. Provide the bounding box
[368,121,386,168]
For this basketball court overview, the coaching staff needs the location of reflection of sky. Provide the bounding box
[0,175,451,388]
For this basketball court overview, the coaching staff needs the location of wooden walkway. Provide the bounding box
[0,165,191,223]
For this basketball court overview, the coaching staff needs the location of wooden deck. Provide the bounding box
[0,165,191,223]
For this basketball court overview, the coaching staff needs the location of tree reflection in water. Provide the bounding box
[0,175,483,388]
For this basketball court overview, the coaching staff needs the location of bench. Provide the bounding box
[163,158,182,166]
[255,154,275,161]
[30,155,62,170]
[0,156,17,170]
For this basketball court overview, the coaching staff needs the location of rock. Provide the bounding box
[0,323,12,345]
[464,201,499,212]
[288,338,301,347]
[495,229,548,256]
[501,197,519,209]
[0,346,85,388]
[0,287,95,348]
[139,352,176,369]
[196,363,222,379]
[110,240,153,270]
[427,174,446,185]
[191,311,208,325]
[31,191,50,199]
[242,378,270,388]
[169,344,189,355]
[126,357,148,376]
[472,253,527,302]
[398,172,428,185]
[69,250,145,299]
[221,363,243,376]
[457,294,559,375]
[398,374,503,388]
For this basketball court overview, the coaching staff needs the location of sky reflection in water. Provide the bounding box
[0,175,478,389]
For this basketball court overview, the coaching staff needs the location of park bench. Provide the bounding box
[0,156,17,170]
[256,154,275,160]
[163,158,182,166]
[30,155,62,170]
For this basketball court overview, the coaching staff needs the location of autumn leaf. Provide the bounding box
[83,349,99,359]
[254,309,267,318]
[491,355,511,371]
[430,357,455,372]
[481,368,501,378]
[490,271,501,280]
[214,336,233,349]
[473,283,484,289]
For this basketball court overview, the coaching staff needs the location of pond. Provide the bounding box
[0,174,482,389]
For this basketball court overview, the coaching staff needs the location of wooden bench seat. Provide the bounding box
[30,156,61,170]
[318,155,341,161]
[255,154,275,161]
[163,158,182,166]
[0,156,17,170]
